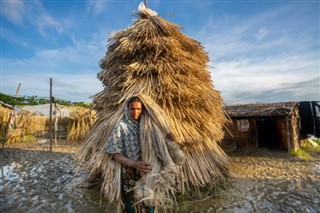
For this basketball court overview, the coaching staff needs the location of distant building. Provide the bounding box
[222,101,320,152]
[20,104,75,117]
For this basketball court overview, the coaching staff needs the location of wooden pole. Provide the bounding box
[54,105,57,144]
[15,83,21,97]
[49,78,53,152]
[286,118,291,152]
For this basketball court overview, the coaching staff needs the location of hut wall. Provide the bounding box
[223,118,257,147]
[224,117,296,151]
[290,105,301,151]
[224,102,302,152]
[276,119,288,149]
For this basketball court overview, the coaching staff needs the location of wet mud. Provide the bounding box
[1,143,319,213]
[181,149,320,213]
[0,142,107,213]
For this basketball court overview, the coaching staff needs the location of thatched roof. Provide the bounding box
[225,102,298,118]
[0,101,22,112]
[77,3,229,208]
[0,101,14,110]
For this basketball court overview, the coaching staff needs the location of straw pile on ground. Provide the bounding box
[0,106,12,144]
[68,109,96,141]
[77,4,229,211]
[6,111,31,144]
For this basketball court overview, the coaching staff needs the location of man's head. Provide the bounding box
[128,97,143,121]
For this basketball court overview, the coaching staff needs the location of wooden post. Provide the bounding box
[252,119,259,148]
[15,83,21,97]
[49,78,53,152]
[286,118,291,152]
[54,105,57,144]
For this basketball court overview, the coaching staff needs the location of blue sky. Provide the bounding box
[1,0,319,104]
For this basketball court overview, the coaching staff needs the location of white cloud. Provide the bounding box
[2,1,318,105]
[1,31,108,102]
[36,13,63,37]
[256,27,269,41]
[1,0,25,25]
[210,52,319,104]
[194,4,320,104]
[1,0,63,38]
[86,0,108,15]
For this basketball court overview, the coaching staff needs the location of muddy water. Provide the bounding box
[1,144,319,213]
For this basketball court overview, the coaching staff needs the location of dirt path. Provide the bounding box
[1,142,319,213]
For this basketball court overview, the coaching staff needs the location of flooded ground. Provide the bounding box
[1,142,319,213]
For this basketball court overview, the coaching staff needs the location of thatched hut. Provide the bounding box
[223,102,301,152]
[77,3,229,210]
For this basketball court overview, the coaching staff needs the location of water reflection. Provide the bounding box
[1,162,23,179]
[0,152,108,213]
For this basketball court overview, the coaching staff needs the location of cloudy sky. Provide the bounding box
[1,0,319,104]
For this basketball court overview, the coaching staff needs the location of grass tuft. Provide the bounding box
[291,140,320,161]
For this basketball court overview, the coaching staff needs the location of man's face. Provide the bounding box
[129,101,143,121]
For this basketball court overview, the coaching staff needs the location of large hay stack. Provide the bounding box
[77,4,229,209]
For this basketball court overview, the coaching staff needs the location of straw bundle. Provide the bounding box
[67,109,96,141]
[7,111,31,144]
[77,3,229,210]
[0,107,11,142]
[24,116,49,136]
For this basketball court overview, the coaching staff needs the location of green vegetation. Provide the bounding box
[291,139,320,161]
[0,93,93,108]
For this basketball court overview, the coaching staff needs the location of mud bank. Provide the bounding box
[1,143,319,213]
